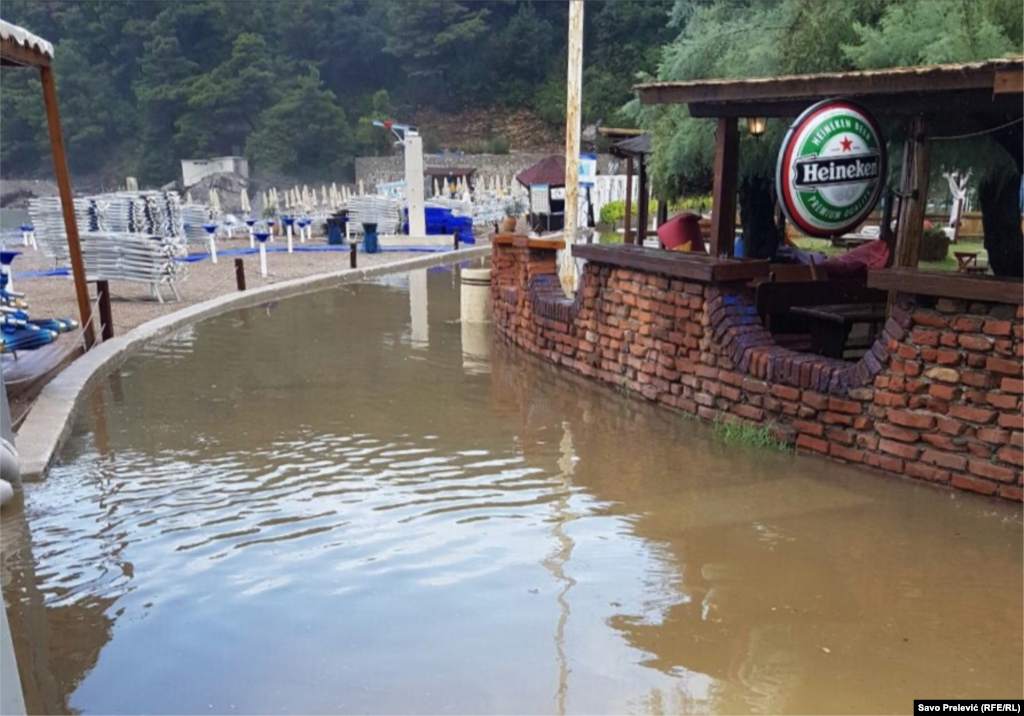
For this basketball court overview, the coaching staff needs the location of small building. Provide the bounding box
[181,156,249,187]
[516,155,567,233]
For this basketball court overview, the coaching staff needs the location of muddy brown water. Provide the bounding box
[3,267,1022,715]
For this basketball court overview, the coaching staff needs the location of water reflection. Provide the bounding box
[3,267,1021,715]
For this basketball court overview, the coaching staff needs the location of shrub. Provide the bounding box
[484,137,510,155]
[920,226,950,262]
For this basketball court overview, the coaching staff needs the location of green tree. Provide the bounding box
[176,33,280,157]
[245,67,354,180]
[134,33,199,185]
[383,1,490,104]
[354,90,397,158]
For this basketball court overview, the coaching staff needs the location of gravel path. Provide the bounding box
[4,233,466,423]
[7,235,429,336]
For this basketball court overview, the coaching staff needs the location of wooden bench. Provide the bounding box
[755,277,888,355]
[791,303,887,358]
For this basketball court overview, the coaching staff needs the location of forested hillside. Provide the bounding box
[0,0,673,185]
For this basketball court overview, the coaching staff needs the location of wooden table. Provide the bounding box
[790,303,887,358]
[954,251,979,272]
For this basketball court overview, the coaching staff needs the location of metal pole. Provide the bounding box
[559,0,584,296]
[39,65,95,349]
[349,242,357,269]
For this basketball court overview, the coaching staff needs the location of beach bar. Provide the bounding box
[492,58,1024,500]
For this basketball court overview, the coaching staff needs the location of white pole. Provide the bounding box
[209,234,218,264]
[559,0,584,297]
[259,242,268,277]
[286,222,294,253]
[406,135,426,237]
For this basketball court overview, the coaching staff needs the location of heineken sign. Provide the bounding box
[776,99,886,238]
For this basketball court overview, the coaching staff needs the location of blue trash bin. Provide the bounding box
[362,222,379,253]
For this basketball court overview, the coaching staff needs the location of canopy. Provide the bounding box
[516,155,566,188]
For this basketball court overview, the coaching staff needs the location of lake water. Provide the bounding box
[3,266,1021,714]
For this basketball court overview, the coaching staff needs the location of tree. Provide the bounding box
[245,67,354,180]
[134,33,199,185]
[176,33,280,157]
[383,1,490,104]
[354,90,397,158]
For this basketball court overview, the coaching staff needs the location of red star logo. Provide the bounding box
[840,136,853,152]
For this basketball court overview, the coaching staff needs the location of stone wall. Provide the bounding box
[491,238,1024,501]
[355,153,622,188]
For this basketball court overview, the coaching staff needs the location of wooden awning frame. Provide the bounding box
[633,57,1024,266]
[1,22,95,348]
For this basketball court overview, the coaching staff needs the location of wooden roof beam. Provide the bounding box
[0,36,50,67]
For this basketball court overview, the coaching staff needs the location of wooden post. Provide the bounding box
[349,242,357,269]
[894,117,931,268]
[559,0,584,296]
[96,281,113,341]
[234,258,246,291]
[637,156,649,245]
[39,65,95,349]
[624,155,634,245]
[709,117,739,258]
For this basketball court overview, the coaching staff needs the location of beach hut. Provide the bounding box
[516,155,568,233]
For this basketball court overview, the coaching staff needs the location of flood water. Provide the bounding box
[3,266,1022,715]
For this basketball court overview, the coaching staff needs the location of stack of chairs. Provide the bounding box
[28,191,190,301]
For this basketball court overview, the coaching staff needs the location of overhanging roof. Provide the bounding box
[636,56,1024,118]
[610,133,652,158]
[0,18,53,67]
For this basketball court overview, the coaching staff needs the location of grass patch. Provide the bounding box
[712,418,792,453]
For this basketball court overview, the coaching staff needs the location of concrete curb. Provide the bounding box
[16,245,491,481]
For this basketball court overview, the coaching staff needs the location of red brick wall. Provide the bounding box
[491,241,1024,501]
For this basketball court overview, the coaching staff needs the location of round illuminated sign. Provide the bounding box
[776,98,886,238]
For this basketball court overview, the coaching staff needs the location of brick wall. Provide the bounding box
[491,239,1024,501]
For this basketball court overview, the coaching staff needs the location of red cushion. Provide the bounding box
[657,213,706,252]
[821,239,890,276]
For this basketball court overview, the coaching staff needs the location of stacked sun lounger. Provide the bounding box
[0,250,78,354]
[180,203,213,243]
[28,196,104,262]
[28,191,189,301]
[347,195,401,235]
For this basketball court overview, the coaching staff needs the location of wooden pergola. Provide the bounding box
[609,133,652,246]
[1,18,95,348]
[635,56,1024,267]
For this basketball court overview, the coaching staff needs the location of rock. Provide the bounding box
[184,172,255,214]
[924,367,959,383]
